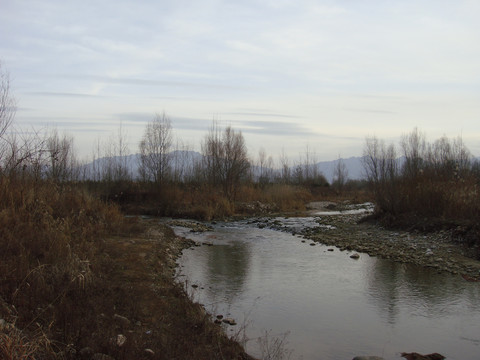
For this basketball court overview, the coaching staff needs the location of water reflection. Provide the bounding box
[366,260,403,325]
[367,258,480,325]
[204,241,251,303]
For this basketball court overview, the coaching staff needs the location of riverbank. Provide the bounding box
[300,202,480,280]
[0,218,253,360]
[85,220,254,359]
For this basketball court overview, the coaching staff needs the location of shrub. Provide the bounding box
[0,175,126,358]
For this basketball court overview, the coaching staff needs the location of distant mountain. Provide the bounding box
[315,157,365,183]
[80,150,203,180]
[81,151,367,183]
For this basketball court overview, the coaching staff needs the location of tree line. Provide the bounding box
[363,127,480,245]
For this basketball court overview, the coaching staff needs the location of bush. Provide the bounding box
[0,175,127,358]
[363,130,480,251]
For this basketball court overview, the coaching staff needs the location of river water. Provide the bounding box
[174,219,480,360]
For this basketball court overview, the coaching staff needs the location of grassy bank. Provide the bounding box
[0,176,252,359]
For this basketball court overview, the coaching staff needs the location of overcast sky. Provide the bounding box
[1,0,479,161]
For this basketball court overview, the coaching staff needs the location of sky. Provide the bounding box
[1,0,479,162]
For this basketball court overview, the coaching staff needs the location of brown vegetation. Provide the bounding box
[0,176,254,359]
[363,128,480,258]
[0,175,126,358]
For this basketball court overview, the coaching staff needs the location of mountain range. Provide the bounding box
[84,151,366,183]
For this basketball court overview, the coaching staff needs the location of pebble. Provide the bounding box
[144,348,155,356]
[116,334,127,347]
[113,314,131,326]
[222,318,237,325]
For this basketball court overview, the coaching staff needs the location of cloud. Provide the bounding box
[232,120,313,137]
[58,74,250,92]
[115,112,152,124]
[223,112,302,119]
[25,91,105,98]
[342,108,397,115]
[116,112,212,132]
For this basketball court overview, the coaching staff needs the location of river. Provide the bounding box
[174,218,480,360]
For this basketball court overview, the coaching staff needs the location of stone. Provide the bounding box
[144,348,155,356]
[116,334,127,347]
[113,314,131,326]
[350,253,360,259]
[401,352,445,360]
[222,317,237,325]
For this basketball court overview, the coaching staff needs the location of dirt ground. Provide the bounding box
[79,220,252,360]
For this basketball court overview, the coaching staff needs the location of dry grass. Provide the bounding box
[116,182,318,219]
[0,175,130,358]
[0,175,254,359]
[369,169,480,257]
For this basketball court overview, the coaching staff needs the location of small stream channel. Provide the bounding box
[173,217,480,360]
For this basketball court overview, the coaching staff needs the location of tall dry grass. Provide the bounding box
[363,130,480,250]
[0,175,127,358]
[237,184,312,212]
[113,181,316,219]
[390,171,480,227]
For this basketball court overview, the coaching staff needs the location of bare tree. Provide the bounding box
[46,129,77,182]
[171,139,196,183]
[278,148,290,184]
[1,127,48,179]
[102,123,132,182]
[202,121,223,186]
[258,147,267,182]
[201,121,250,200]
[401,127,426,180]
[333,156,348,192]
[138,113,173,183]
[451,136,471,176]
[363,136,399,213]
[303,145,314,182]
[363,136,383,185]
[257,147,274,185]
[301,145,325,185]
[0,62,16,166]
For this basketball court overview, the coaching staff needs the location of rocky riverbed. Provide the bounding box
[251,201,480,280]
